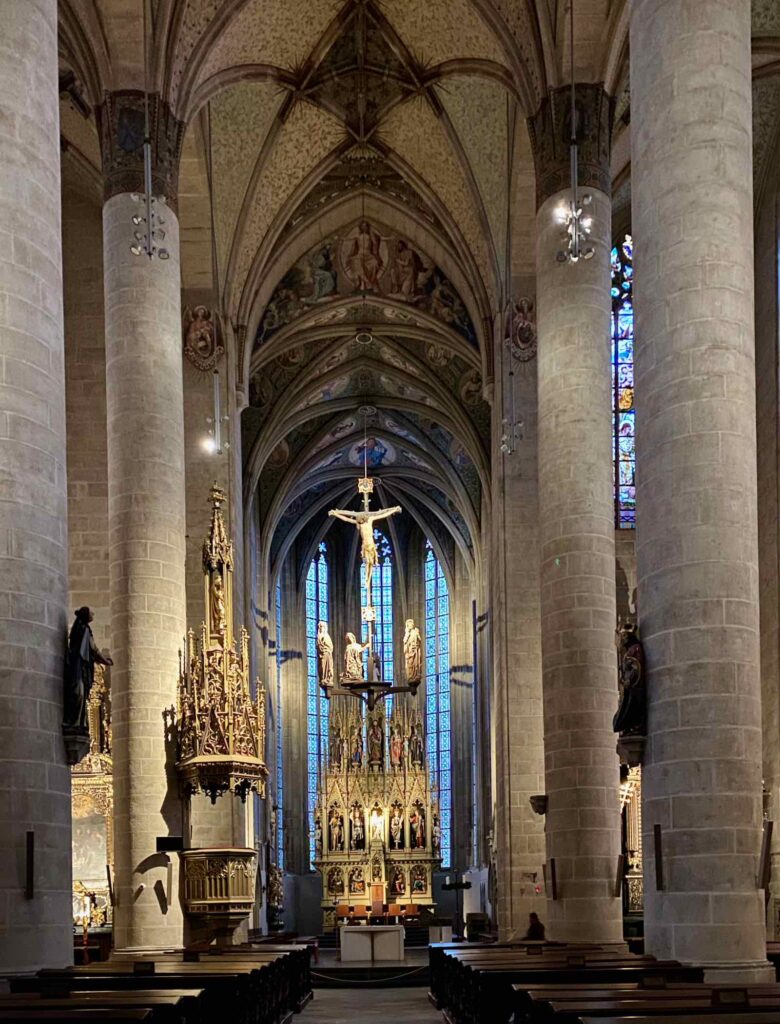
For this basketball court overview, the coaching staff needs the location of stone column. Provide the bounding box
[100,93,186,948]
[631,1,770,977]
[531,86,624,943]
[491,303,546,939]
[0,0,71,972]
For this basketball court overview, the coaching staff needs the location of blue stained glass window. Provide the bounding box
[424,540,452,867]
[275,581,284,869]
[360,529,394,704]
[611,235,635,528]
[306,542,329,868]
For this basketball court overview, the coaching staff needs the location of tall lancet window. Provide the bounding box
[360,529,394,692]
[275,580,284,869]
[424,540,451,867]
[612,234,635,527]
[306,542,329,868]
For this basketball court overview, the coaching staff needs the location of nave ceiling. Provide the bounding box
[57,0,780,581]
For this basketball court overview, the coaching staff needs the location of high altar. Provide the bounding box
[314,698,441,929]
[314,474,441,931]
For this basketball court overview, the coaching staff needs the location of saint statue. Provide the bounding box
[403,619,422,683]
[64,607,113,731]
[316,621,334,689]
[432,814,442,856]
[314,816,323,856]
[329,808,344,852]
[350,726,364,767]
[613,620,646,735]
[370,806,384,843]
[410,804,426,848]
[343,632,369,681]
[350,804,365,850]
[409,724,424,767]
[210,572,226,634]
[390,725,403,769]
[328,505,401,600]
[367,717,383,766]
[390,806,403,849]
[391,867,405,896]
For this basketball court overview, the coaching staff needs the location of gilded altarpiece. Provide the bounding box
[315,699,441,931]
[71,664,113,927]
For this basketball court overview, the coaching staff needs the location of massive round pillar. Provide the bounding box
[0,0,72,970]
[631,0,770,976]
[101,94,186,948]
[533,86,624,943]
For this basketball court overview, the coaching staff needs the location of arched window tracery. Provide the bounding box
[424,540,451,867]
[306,541,329,868]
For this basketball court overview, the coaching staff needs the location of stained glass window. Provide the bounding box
[360,529,394,699]
[275,580,284,870]
[612,234,635,528]
[306,542,329,869]
[425,540,451,868]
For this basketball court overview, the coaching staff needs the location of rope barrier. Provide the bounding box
[311,965,427,985]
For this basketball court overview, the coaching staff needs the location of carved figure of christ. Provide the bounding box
[328,504,401,601]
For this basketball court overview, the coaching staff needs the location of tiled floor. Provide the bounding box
[305,987,441,1021]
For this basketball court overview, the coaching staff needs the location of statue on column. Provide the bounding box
[613,619,646,736]
[316,621,334,690]
[409,722,424,767]
[64,607,113,732]
[403,619,422,684]
[210,572,226,634]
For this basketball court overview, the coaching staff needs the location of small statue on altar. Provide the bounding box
[350,803,365,850]
[411,865,426,893]
[368,716,383,766]
[410,802,426,848]
[329,807,344,851]
[390,803,404,849]
[350,725,364,767]
[370,805,384,842]
[328,866,344,895]
[314,815,323,856]
[64,607,113,731]
[368,651,382,682]
[316,621,334,689]
[349,866,366,895]
[330,726,345,768]
[343,632,369,681]
[432,814,442,856]
[403,619,422,684]
[613,620,646,736]
[391,866,406,896]
[389,725,403,769]
[409,723,424,767]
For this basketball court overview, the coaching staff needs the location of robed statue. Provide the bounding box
[613,620,646,735]
[343,632,369,681]
[316,621,334,689]
[64,607,113,730]
[403,619,422,683]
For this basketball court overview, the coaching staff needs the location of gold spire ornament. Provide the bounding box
[175,485,267,803]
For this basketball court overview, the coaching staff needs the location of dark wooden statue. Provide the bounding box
[613,619,645,735]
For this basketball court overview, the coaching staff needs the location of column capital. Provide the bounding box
[527,83,613,209]
[97,90,185,214]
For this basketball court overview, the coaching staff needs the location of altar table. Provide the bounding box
[339,924,405,962]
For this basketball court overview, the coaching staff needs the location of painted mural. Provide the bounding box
[256,221,477,347]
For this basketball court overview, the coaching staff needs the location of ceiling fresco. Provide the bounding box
[255,220,477,347]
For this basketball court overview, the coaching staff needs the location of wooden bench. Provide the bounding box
[0,990,201,1024]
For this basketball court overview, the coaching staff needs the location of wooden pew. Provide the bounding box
[576,1016,780,1024]
[12,964,279,1024]
[0,1011,154,1023]
[0,990,200,1024]
[430,945,703,1024]
[514,982,780,1022]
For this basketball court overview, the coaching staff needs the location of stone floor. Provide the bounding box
[305,987,441,1021]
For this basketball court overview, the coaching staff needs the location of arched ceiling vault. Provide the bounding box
[58,0,780,586]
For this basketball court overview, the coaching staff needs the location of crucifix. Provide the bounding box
[328,476,401,604]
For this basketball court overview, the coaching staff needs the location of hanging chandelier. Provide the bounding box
[556,0,594,265]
